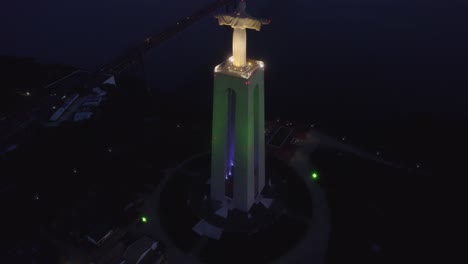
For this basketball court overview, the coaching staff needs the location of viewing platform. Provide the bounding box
[214,57,264,79]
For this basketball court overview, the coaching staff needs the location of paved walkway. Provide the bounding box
[141,152,212,264]
[271,141,331,264]
[303,129,403,169]
[149,147,331,264]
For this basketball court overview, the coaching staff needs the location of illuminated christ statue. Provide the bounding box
[215,1,270,67]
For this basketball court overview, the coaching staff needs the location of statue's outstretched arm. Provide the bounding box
[215,15,234,26]
[261,18,271,25]
[243,18,264,31]
[243,16,271,31]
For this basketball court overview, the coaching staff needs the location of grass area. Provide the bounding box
[158,172,200,252]
[199,214,307,264]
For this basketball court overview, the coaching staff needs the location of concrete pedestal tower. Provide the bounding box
[211,1,270,212]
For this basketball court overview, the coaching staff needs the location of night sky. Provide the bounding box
[2,0,468,119]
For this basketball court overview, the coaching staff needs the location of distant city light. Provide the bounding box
[108,147,112,153]
[371,243,382,253]
[25,91,31,96]
[34,194,39,200]
[73,168,78,174]
[141,216,148,223]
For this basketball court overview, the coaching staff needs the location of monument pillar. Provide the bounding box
[211,1,270,212]
[232,28,247,67]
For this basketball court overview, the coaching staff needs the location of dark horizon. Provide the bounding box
[2,0,468,120]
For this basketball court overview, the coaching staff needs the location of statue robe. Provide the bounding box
[215,3,270,67]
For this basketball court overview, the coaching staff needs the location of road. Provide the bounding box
[98,0,236,75]
[297,128,403,169]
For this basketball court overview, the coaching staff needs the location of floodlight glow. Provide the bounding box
[311,171,319,180]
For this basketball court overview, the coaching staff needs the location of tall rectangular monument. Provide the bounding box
[211,1,270,212]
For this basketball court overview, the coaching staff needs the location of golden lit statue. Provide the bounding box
[215,1,270,67]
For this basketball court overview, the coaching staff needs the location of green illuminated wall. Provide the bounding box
[211,64,265,211]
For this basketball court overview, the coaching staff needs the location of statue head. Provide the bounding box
[236,1,247,15]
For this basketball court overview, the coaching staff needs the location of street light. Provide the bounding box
[311,171,319,181]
